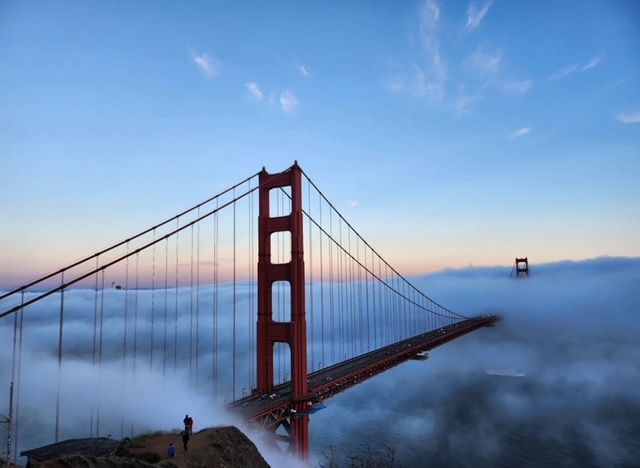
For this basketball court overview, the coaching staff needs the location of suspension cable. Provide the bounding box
[0,172,261,301]
[278,188,466,321]
[299,170,466,320]
[0,185,260,319]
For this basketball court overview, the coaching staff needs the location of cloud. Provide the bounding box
[501,79,533,93]
[3,257,639,466]
[312,257,640,466]
[616,111,640,124]
[464,47,502,74]
[465,0,493,31]
[279,90,299,114]
[416,0,447,101]
[582,55,603,71]
[299,64,309,77]
[548,63,581,81]
[344,200,360,209]
[386,1,446,103]
[245,82,264,101]
[386,1,528,113]
[190,50,220,78]
[507,127,531,139]
[548,55,603,81]
[454,91,484,113]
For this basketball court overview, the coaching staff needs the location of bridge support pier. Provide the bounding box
[257,162,310,459]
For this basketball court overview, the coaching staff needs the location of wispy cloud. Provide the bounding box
[299,64,309,77]
[279,90,299,113]
[464,47,502,74]
[582,55,603,71]
[465,0,493,31]
[548,63,581,81]
[189,50,220,78]
[508,127,531,139]
[386,0,446,102]
[502,79,533,93]
[416,0,447,102]
[344,200,360,208]
[387,0,530,113]
[548,55,603,81]
[454,91,484,113]
[616,111,640,124]
[245,82,264,101]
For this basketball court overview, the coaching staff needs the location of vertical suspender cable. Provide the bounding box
[232,188,237,400]
[9,292,19,462]
[134,253,139,376]
[174,220,179,372]
[132,250,139,437]
[163,238,169,378]
[338,217,344,360]
[307,179,314,372]
[97,269,105,436]
[213,198,219,399]
[348,230,354,356]
[54,273,64,442]
[329,208,335,365]
[372,249,377,350]
[122,242,129,438]
[348,228,354,357]
[357,236,364,354]
[363,241,370,351]
[151,229,156,370]
[123,245,129,370]
[12,292,24,464]
[318,192,325,369]
[351,233,356,354]
[383,260,388,345]
[91,257,99,437]
[189,225,194,386]
[196,207,201,389]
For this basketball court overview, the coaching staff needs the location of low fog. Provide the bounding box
[311,257,640,467]
[1,257,639,467]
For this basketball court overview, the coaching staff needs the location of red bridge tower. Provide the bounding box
[256,162,309,457]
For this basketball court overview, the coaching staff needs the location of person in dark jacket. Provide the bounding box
[181,431,190,451]
[183,414,194,434]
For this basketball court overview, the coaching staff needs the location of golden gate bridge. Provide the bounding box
[0,162,498,462]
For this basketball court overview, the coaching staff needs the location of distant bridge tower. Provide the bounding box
[515,257,529,278]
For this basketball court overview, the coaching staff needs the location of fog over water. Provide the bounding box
[1,257,639,467]
[310,257,640,467]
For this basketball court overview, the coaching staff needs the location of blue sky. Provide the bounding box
[1,0,639,283]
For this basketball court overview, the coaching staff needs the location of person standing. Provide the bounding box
[183,414,190,433]
[167,442,176,458]
[187,415,194,434]
[181,430,190,452]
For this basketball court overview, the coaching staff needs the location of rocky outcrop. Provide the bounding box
[30,426,270,468]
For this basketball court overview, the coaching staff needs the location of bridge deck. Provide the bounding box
[231,315,498,424]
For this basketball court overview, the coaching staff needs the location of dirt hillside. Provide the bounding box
[38,426,270,468]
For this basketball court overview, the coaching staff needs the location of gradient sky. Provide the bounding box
[1,0,639,285]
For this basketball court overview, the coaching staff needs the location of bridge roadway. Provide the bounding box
[231,315,499,427]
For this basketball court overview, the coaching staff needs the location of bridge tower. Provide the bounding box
[257,162,309,457]
[515,257,529,277]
